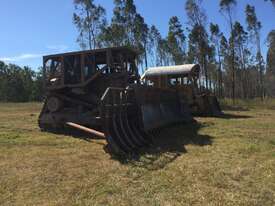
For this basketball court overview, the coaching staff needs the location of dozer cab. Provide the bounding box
[141,64,222,116]
[38,47,192,155]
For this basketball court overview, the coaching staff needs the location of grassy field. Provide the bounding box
[0,102,274,206]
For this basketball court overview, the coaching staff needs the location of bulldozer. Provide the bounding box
[38,47,192,155]
[141,64,222,116]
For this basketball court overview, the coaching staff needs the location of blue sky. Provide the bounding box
[0,0,274,69]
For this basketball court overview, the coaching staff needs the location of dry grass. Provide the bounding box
[220,98,275,110]
[0,102,274,205]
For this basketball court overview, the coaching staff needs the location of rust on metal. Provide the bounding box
[38,46,194,155]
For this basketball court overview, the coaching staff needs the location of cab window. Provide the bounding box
[64,55,81,84]
[44,57,62,86]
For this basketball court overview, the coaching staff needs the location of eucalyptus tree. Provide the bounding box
[167,16,186,65]
[266,30,275,75]
[105,0,143,47]
[147,26,171,67]
[220,0,237,101]
[133,14,149,69]
[73,0,106,50]
[98,1,126,47]
[210,23,223,97]
[246,4,264,99]
[148,25,162,66]
[266,30,275,96]
[99,24,126,47]
[158,39,171,66]
[232,21,249,98]
[111,0,137,45]
[187,25,211,89]
[219,35,232,97]
[100,0,149,69]
[185,0,210,89]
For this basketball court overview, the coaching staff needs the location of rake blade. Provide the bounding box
[101,85,192,155]
[132,85,193,131]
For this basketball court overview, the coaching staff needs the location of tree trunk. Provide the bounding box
[256,34,264,101]
[217,47,223,98]
[86,9,92,50]
[144,42,148,69]
[230,19,235,104]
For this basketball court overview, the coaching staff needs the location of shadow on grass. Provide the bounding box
[47,121,213,170]
[115,122,213,170]
[218,113,252,119]
[221,105,250,111]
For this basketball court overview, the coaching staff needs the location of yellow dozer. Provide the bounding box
[141,64,222,116]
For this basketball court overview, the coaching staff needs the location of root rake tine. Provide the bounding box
[131,122,150,145]
[118,111,138,149]
[112,114,132,152]
[103,115,127,155]
[124,115,143,147]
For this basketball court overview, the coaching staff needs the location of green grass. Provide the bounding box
[0,102,274,205]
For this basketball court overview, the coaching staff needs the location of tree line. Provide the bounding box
[0,62,43,102]
[73,0,275,100]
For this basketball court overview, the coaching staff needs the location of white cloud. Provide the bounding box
[0,53,43,62]
[0,44,69,63]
